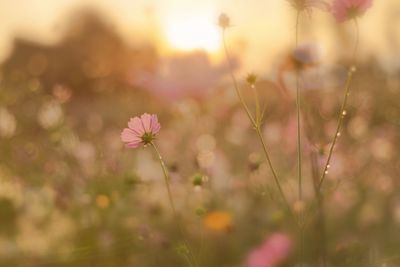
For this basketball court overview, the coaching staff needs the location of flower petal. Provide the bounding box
[128,117,145,135]
[150,114,161,134]
[121,128,141,143]
[140,113,152,133]
[125,141,142,148]
[332,0,350,22]
[357,0,372,13]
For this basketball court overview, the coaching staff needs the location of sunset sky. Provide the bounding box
[0,0,399,72]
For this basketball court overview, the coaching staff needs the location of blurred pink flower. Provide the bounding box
[121,113,161,148]
[129,51,236,100]
[246,233,292,267]
[288,0,331,14]
[332,0,372,22]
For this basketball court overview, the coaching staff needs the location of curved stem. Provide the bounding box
[255,127,293,215]
[295,10,305,267]
[151,142,177,215]
[251,84,261,126]
[295,11,300,45]
[150,142,197,267]
[222,29,296,220]
[310,150,327,267]
[318,19,359,191]
[296,73,303,199]
[222,29,256,127]
[352,19,359,62]
[295,10,303,201]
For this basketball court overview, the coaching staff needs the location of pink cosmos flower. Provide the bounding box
[332,0,372,22]
[288,0,331,14]
[246,233,292,267]
[121,113,161,148]
[129,51,234,101]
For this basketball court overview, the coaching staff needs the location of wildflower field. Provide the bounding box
[0,1,399,266]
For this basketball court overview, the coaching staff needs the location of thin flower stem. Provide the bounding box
[300,227,305,267]
[222,30,256,127]
[197,227,205,267]
[222,30,296,220]
[352,19,359,62]
[295,11,303,201]
[254,127,292,212]
[318,19,359,191]
[296,73,302,199]
[150,142,197,267]
[310,150,327,267]
[151,142,177,215]
[251,84,261,126]
[295,10,304,267]
[184,254,195,267]
[303,97,328,266]
[295,10,300,46]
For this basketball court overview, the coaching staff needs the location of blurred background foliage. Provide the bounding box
[0,4,399,267]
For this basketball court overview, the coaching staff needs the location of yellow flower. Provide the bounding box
[96,194,110,209]
[204,211,232,232]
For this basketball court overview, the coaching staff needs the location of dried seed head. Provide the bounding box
[246,73,257,85]
[218,13,231,29]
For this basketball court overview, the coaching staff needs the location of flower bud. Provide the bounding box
[246,73,257,85]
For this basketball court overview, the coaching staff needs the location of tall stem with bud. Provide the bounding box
[318,19,359,190]
[219,15,295,221]
[294,10,305,267]
[313,18,359,266]
[295,10,303,203]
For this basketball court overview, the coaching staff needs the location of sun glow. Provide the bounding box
[165,15,220,52]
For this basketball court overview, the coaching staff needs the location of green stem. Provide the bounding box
[222,30,256,126]
[311,150,327,266]
[318,19,359,191]
[151,142,177,215]
[352,19,359,62]
[296,72,302,200]
[150,142,197,267]
[197,227,205,266]
[222,30,296,220]
[254,126,293,215]
[295,10,304,267]
[251,84,261,126]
